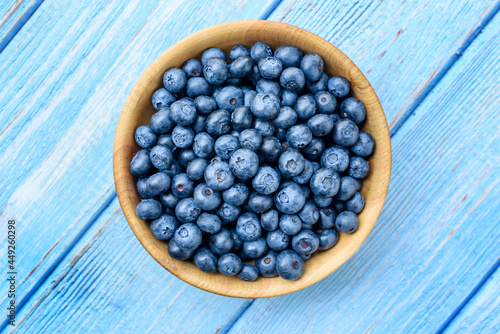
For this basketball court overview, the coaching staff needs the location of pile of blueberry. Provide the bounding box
[130,42,374,281]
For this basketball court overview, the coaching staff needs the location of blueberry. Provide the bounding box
[177,149,197,168]
[274,106,298,129]
[214,135,240,160]
[297,202,318,228]
[183,59,203,78]
[150,145,173,171]
[274,45,302,68]
[150,214,178,241]
[351,131,375,157]
[175,198,201,224]
[229,44,250,61]
[209,228,234,256]
[328,76,350,98]
[301,53,324,81]
[346,192,365,214]
[218,253,242,276]
[310,168,340,198]
[306,73,328,94]
[186,158,208,181]
[340,98,365,125]
[281,90,298,107]
[171,173,194,198]
[250,93,280,120]
[278,149,305,178]
[152,88,176,110]
[171,125,194,149]
[335,211,359,233]
[262,140,285,162]
[150,109,174,134]
[231,130,240,137]
[130,149,152,177]
[230,228,244,251]
[160,191,180,209]
[163,161,182,178]
[319,207,337,228]
[291,230,320,255]
[186,77,212,97]
[247,192,274,213]
[308,115,334,138]
[228,148,259,181]
[137,178,153,198]
[157,134,174,148]
[136,199,162,220]
[336,176,358,201]
[236,212,262,241]
[315,228,339,250]
[201,47,226,65]
[206,109,231,137]
[244,90,257,108]
[276,250,304,280]
[163,68,187,93]
[267,229,289,251]
[174,222,202,251]
[238,263,259,281]
[275,128,287,141]
[196,213,222,234]
[222,183,249,206]
[349,156,369,179]
[256,250,279,277]
[193,183,221,211]
[241,133,263,156]
[247,65,262,86]
[194,95,217,115]
[231,106,253,131]
[312,161,321,173]
[203,57,228,86]
[300,184,310,200]
[332,199,346,213]
[256,79,281,97]
[229,55,253,78]
[212,86,223,100]
[193,132,215,159]
[169,98,197,126]
[204,161,235,191]
[293,159,314,184]
[250,42,272,62]
[321,145,350,172]
[261,209,279,231]
[215,85,244,111]
[280,67,306,92]
[274,181,306,214]
[135,125,157,148]
[194,247,218,273]
[253,119,275,137]
[243,237,268,259]
[294,95,316,120]
[313,195,333,208]
[257,56,283,80]
[252,166,281,195]
[147,172,171,196]
[301,137,325,160]
[216,202,242,224]
[353,178,363,191]
[168,239,195,260]
[286,125,313,149]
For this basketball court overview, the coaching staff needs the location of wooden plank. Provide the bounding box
[0,0,43,53]
[0,0,279,322]
[267,0,500,132]
[443,264,500,333]
[226,11,500,334]
[14,198,253,333]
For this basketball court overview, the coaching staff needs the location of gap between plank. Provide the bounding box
[389,0,500,137]
[217,300,255,334]
[0,0,45,55]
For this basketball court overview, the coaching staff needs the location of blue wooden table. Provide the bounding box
[1,0,499,332]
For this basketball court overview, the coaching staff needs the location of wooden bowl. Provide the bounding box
[113,20,391,298]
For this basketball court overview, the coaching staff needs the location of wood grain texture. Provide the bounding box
[114,20,391,298]
[0,0,279,322]
[14,198,253,334]
[444,264,500,333]
[226,11,500,333]
[268,0,500,131]
[0,0,43,53]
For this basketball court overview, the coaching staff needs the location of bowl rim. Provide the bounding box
[113,20,392,298]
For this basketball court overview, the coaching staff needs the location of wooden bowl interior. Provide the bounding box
[113,20,391,298]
